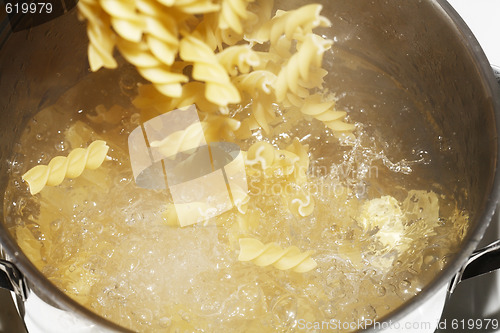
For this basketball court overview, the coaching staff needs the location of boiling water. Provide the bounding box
[3,62,469,332]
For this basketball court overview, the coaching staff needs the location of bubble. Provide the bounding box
[179,310,190,322]
[358,305,377,320]
[271,295,297,327]
[133,309,153,325]
[399,279,411,291]
[159,317,172,328]
[50,220,61,231]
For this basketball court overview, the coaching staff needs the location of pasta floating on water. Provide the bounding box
[245,141,299,178]
[284,189,315,217]
[238,238,317,272]
[285,138,309,185]
[86,104,127,125]
[22,140,109,195]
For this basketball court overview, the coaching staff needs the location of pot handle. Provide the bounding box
[448,239,500,293]
[0,259,29,301]
[493,65,500,85]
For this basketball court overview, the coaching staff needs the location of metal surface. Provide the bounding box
[0,0,499,332]
[495,66,500,85]
[448,66,500,293]
[0,259,28,301]
[0,288,27,333]
[449,240,500,293]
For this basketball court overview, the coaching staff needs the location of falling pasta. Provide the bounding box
[77,0,355,137]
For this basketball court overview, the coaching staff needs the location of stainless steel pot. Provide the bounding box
[1,0,500,332]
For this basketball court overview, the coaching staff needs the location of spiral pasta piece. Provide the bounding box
[234,70,276,95]
[149,122,206,157]
[217,45,260,76]
[86,104,126,125]
[243,0,274,41]
[245,141,299,177]
[161,0,220,14]
[22,141,109,195]
[80,0,192,97]
[137,0,180,65]
[219,0,254,34]
[238,238,317,272]
[233,70,277,132]
[133,82,220,123]
[251,4,331,45]
[78,0,117,71]
[285,139,309,185]
[99,0,144,43]
[200,113,241,143]
[275,33,332,102]
[149,113,241,158]
[179,35,241,107]
[301,94,355,132]
[193,13,241,51]
[285,189,315,217]
[117,38,188,98]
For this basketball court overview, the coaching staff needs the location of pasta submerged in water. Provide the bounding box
[3,0,471,332]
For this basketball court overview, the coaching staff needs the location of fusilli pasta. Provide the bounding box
[78,0,355,136]
[218,0,254,34]
[238,238,317,272]
[275,33,332,102]
[250,4,330,45]
[233,70,277,132]
[149,122,206,157]
[78,0,117,71]
[285,138,309,185]
[245,141,299,177]
[117,38,188,98]
[285,189,315,217]
[301,94,356,132]
[216,45,260,76]
[179,34,241,107]
[86,104,127,125]
[22,140,109,195]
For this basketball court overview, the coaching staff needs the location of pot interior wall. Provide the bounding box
[0,0,498,330]
[0,8,118,327]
